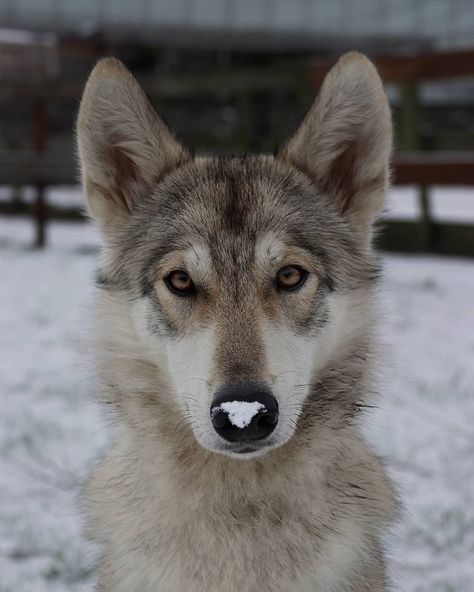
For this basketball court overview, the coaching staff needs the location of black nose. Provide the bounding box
[210,383,279,443]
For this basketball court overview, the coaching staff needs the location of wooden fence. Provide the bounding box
[1,150,473,255]
[1,48,474,254]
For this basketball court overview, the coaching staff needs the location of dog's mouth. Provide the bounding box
[214,440,275,459]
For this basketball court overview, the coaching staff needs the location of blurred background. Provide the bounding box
[0,1,473,591]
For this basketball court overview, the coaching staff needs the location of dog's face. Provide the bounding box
[78,54,391,458]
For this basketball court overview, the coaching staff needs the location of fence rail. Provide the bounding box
[393,153,474,186]
[1,151,473,256]
[311,49,474,84]
[2,151,474,186]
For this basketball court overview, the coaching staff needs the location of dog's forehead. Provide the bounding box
[109,156,376,296]
[150,156,328,253]
[183,157,301,221]
[116,154,372,293]
[200,161,311,259]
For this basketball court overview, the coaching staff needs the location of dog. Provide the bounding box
[77,52,397,591]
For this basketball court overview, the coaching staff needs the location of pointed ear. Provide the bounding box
[77,58,189,234]
[279,52,392,239]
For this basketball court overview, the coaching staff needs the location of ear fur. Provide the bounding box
[77,58,189,234]
[279,52,392,238]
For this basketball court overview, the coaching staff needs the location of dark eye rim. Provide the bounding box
[164,270,196,297]
[276,265,309,292]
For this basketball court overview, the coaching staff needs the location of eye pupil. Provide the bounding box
[174,271,188,286]
[276,265,307,290]
[166,270,195,295]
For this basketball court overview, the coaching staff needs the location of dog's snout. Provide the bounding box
[210,384,279,443]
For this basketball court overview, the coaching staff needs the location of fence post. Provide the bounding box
[398,82,432,251]
[32,100,47,248]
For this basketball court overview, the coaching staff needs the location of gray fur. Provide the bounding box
[77,53,397,591]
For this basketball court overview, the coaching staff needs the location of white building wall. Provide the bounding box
[0,0,472,48]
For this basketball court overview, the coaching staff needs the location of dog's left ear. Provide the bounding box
[279,52,391,240]
[77,58,189,235]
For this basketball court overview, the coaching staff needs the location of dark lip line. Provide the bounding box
[221,442,274,454]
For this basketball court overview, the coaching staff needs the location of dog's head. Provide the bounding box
[77,53,391,459]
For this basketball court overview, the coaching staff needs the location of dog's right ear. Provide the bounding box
[77,58,189,234]
[278,52,392,242]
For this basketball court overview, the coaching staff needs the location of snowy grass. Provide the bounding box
[1,217,473,592]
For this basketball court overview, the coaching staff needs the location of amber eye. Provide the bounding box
[165,270,195,296]
[276,265,308,291]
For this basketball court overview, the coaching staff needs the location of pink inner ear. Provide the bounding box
[99,129,142,213]
[323,140,358,215]
[109,144,141,213]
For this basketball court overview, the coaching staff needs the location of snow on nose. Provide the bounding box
[211,401,265,429]
[210,385,279,442]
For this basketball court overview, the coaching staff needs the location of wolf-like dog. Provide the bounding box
[77,52,397,592]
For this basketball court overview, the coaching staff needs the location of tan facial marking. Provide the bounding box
[153,245,214,331]
[254,233,320,325]
[183,244,213,286]
[255,232,319,278]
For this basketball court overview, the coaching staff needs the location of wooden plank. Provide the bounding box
[0,152,474,188]
[1,203,472,257]
[393,153,474,186]
[4,48,472,103]
[55,27,420,54]
[0,152,76,185]
[0,202,85,221]
[377,220,474,257]
[311,49,474,86]
[0,65,311,101]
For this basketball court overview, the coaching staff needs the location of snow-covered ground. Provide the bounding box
[386,185,474,222]
[1,215,473,592]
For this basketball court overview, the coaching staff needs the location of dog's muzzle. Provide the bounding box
[210,383,279,446]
